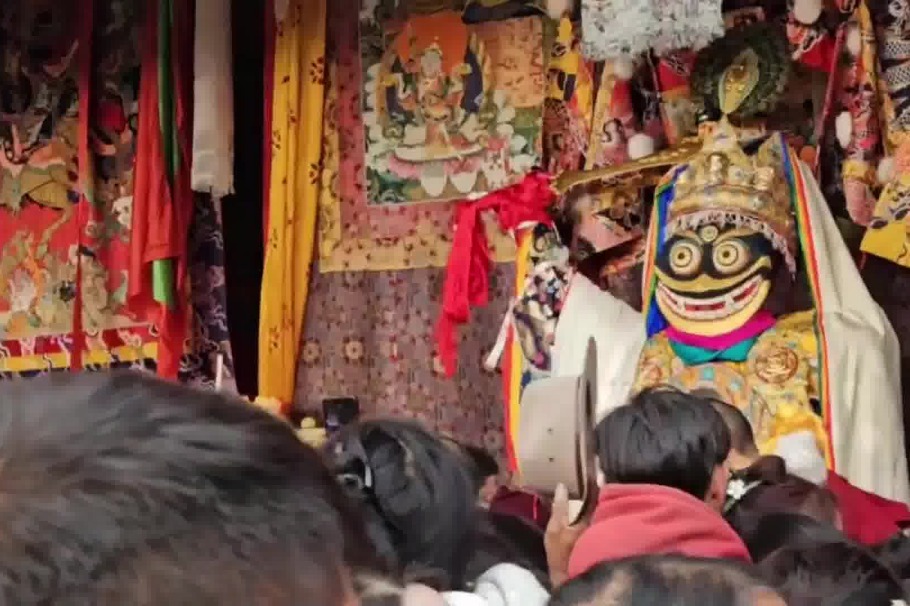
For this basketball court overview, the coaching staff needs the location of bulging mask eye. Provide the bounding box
[668,240,702,277]
[712,238,750,275]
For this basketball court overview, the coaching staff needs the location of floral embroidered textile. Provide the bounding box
[295,265,512,458]
[258,0,327,403]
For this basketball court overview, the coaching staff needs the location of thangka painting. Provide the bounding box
[0,0,157,374]
[359,6,544,205]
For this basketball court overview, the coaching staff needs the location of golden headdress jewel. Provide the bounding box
[668,118,798,273]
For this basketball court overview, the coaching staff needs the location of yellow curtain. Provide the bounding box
[258,0,327,402]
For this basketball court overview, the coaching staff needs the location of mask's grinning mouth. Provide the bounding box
[657,274,764,321]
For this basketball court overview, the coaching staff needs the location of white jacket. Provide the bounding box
[442,564,549,606]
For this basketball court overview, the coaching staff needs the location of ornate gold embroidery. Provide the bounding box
[753,346,799,385]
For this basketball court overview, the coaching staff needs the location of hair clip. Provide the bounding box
[722,477,762,514]
[333,437,374,492]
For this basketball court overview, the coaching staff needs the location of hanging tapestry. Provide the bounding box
[316,0,518,272]
[258,0,328,404]
[542,18,595,174]
[574,60,652,281]
[861,0,910,265]
[359,7,544,205]
[869,0,910,133]
[180,194,236,391]
[0,1,228,384]
[585,61,635,169]
[0,1,164,374]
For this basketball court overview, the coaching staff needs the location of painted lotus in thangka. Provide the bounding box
[359,6,544,204]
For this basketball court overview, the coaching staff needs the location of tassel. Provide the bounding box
[793,0,823,25]
[613,56,637,81]
[835,111,853,149]
[845,23,862,57]
[878,157,895,185]
[627,133,655,159]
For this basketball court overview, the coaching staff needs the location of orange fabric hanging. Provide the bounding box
[129,0,194,378]
[159,0,195,377]
[129,1,170,310]
[72,0,95,371]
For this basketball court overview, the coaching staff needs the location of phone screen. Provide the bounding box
[322,397,359,434]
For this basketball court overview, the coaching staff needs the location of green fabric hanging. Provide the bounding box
[152,0,177,307]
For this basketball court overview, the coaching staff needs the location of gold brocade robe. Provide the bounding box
[633,310,829,455]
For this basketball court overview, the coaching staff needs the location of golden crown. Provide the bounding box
[668,119,797,273]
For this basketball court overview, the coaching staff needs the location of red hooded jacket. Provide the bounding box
[568,484,751,578]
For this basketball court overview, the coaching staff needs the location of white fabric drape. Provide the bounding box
[552,273,646,423]
[191,0,234,198]
[796,160,910,502]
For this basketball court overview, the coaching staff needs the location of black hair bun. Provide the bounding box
[738,455,787,485]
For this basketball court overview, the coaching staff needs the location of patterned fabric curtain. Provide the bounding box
[181,194,236,390]
[258,0,328,404]
[295,265,512,453]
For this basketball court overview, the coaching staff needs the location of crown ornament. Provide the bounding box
[668,117,798,273]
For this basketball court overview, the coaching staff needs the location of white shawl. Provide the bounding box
[191,0,235,198]
[552,273,645,423]
[796,160,909,502]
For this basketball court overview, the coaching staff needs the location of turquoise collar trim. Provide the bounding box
[669,337,759,365]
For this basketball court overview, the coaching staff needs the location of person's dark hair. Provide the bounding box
[596,387,732,500]
[464,511,549,588]
[724,456,840,555]
[735,512,850,563]
[0,371,376,605]
[549,554,782,606]
[702,394,759,457]
[759,541,907,605]
[873,532,910,581]
[450,441,500,494]
[326,419,479,590]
